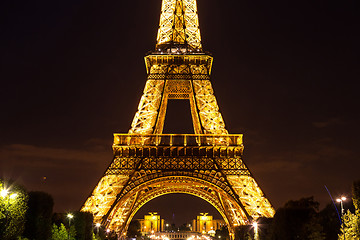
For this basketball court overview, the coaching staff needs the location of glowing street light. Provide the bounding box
[1,189,9,198]
[1,188,18,205]
[95,223,101,235]
[336,197,347,240]
[336,197,347,216]
[252,222,259,240]
[67,213,74,240]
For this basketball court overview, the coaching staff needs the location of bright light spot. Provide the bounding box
[1,189,9,197]
[252,222,258,229]
[67,213,74,219]
[106,229,110,233]
[10,193,18,199]
[337,197,347,202]
[96,223,101,227]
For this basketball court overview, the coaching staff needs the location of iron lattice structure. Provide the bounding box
[81,0,275,239]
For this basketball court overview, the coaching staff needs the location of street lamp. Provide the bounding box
[1,189,9,197]
[0,189,17,204]
[95,223,101,235]
[336,197,347,216]
[336,197,347,240]
[67,213,74,240]
[252,222,259,240]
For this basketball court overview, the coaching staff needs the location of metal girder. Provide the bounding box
[81,140,275,234]
[105,176,248,235]
[129,54,227,136]
[81,0,275,238]
[156,0,202,50]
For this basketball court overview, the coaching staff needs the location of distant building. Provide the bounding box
[137,212,164,235]
[149,231,211,240]
[192,213,226,236]
[137,212,225,237]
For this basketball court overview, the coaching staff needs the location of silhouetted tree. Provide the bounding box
[353,180,360,211]
[178,223,191,231]
[318,203,341,240]
[268,196,325,240]
[215,226,229,240]
[23,191,54,240]
[234,225,251,240]
[73,211,94,240]
[128,220,141,238]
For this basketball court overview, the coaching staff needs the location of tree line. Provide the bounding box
[1,179,359,240]
[235,180,360,240]
[0,179,117,240]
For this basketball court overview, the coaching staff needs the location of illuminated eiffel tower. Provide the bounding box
[81,0,275,238]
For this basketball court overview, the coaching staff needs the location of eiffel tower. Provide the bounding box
[81,0,275,238]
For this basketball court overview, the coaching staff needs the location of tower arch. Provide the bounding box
[106,175,248,237]
[81,1,275,239]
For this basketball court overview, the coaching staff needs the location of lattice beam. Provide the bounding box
[82,1,275,239]
[156,0,202,50]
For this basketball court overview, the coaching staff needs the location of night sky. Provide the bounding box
[1,0,359,225]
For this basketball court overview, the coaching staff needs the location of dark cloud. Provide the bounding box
[0,142,113,212]
[247,136,358,208]
[312,118,345,128]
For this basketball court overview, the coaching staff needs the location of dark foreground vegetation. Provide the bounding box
[1,179,359,240]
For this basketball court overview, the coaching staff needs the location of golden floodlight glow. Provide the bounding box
[81,0,275,239]
[157,0,202,50]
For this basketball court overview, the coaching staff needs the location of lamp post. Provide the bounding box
[1,189,9,198]
[252,222,259,240]
[95,223,101,235]
[67,213,74,240]
[336,197,347,240]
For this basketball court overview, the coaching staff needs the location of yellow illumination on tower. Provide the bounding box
[81,1,275,239]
